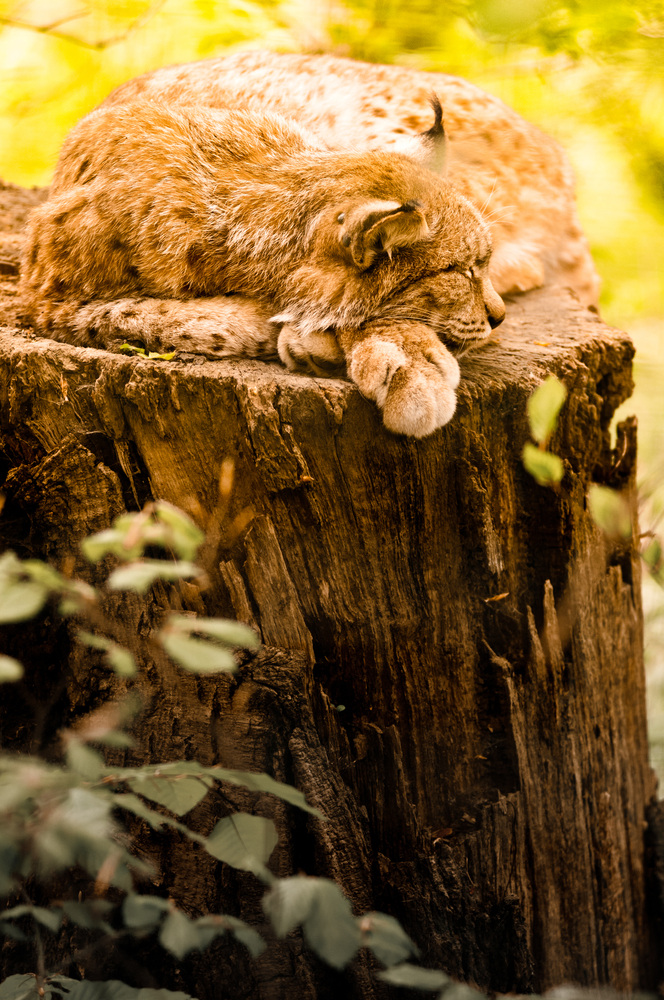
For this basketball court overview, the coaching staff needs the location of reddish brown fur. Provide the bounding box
[20,51,597,437]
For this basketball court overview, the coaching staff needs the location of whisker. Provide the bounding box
[478,178,498,217]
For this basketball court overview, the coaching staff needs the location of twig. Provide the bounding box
[0,0,165,51]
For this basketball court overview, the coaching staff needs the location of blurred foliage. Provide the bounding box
[1,0,664,779]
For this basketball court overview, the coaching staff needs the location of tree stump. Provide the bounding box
[0,181,660,997]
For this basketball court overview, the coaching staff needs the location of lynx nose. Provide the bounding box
[488,309,504,329]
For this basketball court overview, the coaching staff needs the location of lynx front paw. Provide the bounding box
[345,329,460,438]
[277,325,345,377]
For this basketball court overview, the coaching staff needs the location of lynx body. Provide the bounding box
[21,51,598,437]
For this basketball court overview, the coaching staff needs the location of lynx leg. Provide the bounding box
[338,321,460,438]
[277,325,346,377]
[27,295,281,360]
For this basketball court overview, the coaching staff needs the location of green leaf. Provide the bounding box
[106,647,138,678]
[263,876,361,969]
[360,911,419,966]
[111,793,170,829]
[0,923,27,942]
[158,633,237,674]
[526,375,567,444]
[206,813,277,879]
[0,974,40,1000]
[81,529,136,564]
[154,503,204,561]
[0,656,23,683]
[378,963,450,990]
[20,560,68,591]
[263,876,319,936]
[588,484,632,540]
[0,906,62,933]
[214,769,323,818]
[61,900,114,931]
[123,894,171,932]
[108,761,320,817]
[165,614,259,649]
[77,632,137,678]
[28,906,63,933]
[438,984,484,1000]
[522,443,564,486]
[642,536,662,571]
[77,630,111,651]
[0,553,49,623]
[107,561,200,594]
[147,352,176,361]
[125,774,209,816]
[58,580,97,616]
[56,980,197,1000]
[66,743,105,780]
[194,914,266,957]
[159,909,201,960]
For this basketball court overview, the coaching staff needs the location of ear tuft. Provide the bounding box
[420,95,447,175]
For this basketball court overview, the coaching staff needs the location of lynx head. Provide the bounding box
[328,173,505,345]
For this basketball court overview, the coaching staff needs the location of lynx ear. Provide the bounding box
[340,199,429,270]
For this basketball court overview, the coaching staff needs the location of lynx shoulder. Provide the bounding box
[20,51,598,438]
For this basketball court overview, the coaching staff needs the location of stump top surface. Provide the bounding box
[0,179,632,427]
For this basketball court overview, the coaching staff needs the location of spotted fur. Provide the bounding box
[20,51,598,437]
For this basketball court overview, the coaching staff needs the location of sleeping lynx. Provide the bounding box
[20,50,599,438]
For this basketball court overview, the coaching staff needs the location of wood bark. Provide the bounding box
[0,181,661,997]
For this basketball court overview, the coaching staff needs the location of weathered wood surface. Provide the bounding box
[0,181,660,997]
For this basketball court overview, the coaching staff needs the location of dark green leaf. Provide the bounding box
[378,963,450,990]
[526,375,567,444]
[522,443,564,486]
[206,814,277,879]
